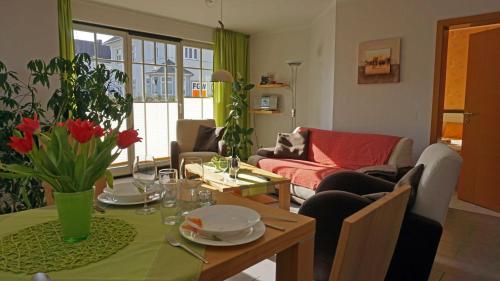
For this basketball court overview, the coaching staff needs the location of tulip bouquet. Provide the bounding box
[0,114,142,241]
[0,114,142,193]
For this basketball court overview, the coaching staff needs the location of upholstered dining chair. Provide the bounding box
[170,119,225,172]
[300,143,462,281]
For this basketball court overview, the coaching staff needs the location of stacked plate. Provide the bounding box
[180,205,266,246]
[97,181,161,205]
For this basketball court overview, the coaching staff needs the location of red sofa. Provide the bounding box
[248,128,413,202]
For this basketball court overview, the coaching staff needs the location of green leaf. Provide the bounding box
[105,169,114,188]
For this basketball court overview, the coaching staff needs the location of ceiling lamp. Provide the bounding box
[210,0,234,83]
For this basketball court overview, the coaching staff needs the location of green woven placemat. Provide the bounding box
[0,217,136,274]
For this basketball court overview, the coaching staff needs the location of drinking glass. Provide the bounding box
[178,179,201,215]
[159,169,179,225]
[217,158,229,182]
[133,155,157,215]
[179,157,204,215]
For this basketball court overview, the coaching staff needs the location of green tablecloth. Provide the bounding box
[0,205,205,281]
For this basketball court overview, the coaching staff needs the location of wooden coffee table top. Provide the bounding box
[186,162,290,193]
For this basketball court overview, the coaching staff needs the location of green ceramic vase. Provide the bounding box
[53,189,94,243]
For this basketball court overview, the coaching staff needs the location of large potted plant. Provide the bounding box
[0,116,141,242]
[223,77,255,160]
[0,61,47,213]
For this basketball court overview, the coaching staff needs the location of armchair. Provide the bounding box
[299,143,462,281]
[170,119,225,171]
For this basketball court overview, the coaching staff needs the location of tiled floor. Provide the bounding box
[227,195,500,281]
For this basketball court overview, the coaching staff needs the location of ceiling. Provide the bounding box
[83,0,334,34]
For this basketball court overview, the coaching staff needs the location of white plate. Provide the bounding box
[97,192,161,206]
[179,221,265,246]
[103,182,161,203]
[185,205,261,235]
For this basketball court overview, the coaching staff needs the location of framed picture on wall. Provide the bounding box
[358,38,401,84]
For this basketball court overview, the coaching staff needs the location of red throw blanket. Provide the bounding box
[306,128,401,170]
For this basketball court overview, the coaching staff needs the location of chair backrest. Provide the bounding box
[412,143,462,225]
[330,186,411,281]
[176,119,216,153]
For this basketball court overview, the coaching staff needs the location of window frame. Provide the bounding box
[73,23,213,176]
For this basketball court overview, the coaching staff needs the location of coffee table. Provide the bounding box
[185,162,292,210]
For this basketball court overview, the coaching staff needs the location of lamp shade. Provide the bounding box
[211,70,234,83]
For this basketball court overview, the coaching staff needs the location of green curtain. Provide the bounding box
[213,29,250,157]
[58,0,74,59]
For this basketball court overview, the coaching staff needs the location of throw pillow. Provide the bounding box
[361,164,424,210]
[273,130,309,160]
[394,164,425,211]
[193,125,225,153]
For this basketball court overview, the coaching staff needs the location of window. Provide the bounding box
[73,29,128,165]
[132,38,179,160]
[73,24,214,174]
[183,46,214,119]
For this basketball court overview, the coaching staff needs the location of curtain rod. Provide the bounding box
[73,20,182,43]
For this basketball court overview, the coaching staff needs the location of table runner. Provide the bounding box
[0,205,205,281]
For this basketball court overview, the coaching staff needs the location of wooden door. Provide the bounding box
[458,27,500,212]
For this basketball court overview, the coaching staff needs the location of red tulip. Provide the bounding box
[93,125,105,137]
[16,113,40,135]
[117,129,142,149]
[9,133,34,154]
[56,122,65,127]
[67,119,95,144]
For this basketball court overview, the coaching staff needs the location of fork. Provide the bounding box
[165,234,208,264]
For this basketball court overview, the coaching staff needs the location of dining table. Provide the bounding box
[0,191,315,281]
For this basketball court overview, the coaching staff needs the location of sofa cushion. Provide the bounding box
[274,130,309,160]
[193,125,224,152]
[258,158,345,190]
[306,128,401,169]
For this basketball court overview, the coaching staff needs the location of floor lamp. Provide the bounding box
[287,60,302,131]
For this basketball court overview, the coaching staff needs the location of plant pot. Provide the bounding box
[53,189,94,243]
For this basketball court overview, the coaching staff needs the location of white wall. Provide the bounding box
[250,3,336,148]
[308,4,336,130]
[334,0,500,159]
[72,0,213,43]
[0,0,60,107]
[250,27,310,147]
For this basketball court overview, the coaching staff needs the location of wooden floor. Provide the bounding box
[229,198,500,281]
[429,208,500,281]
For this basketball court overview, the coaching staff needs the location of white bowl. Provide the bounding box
[103,181,160,203]
[185,205,261,236]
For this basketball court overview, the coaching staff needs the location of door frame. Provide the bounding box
[430,11,500,143]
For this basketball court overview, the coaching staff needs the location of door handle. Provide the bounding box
[463,112,476,124]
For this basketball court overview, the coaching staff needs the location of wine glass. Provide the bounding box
[133,155,157,215]
[229,156,240,182]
